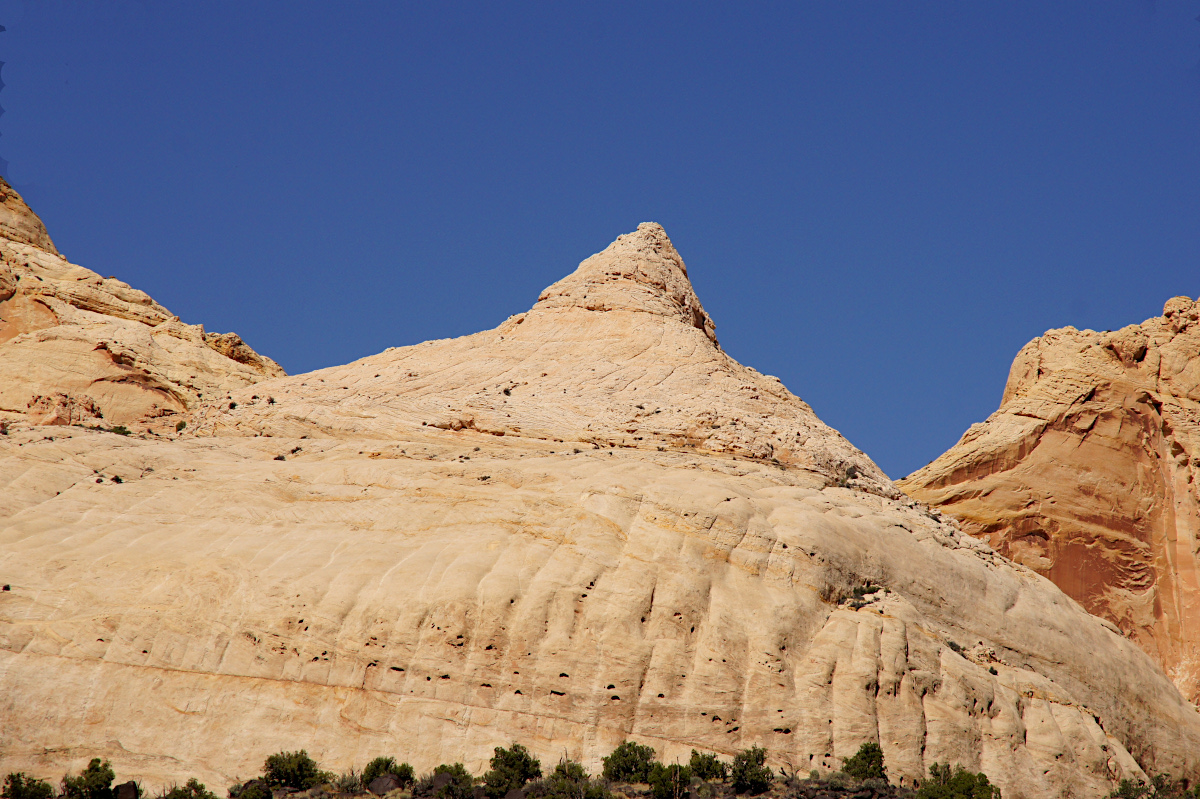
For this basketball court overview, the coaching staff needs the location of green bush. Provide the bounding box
[362,758,414,788]
[525,760,610,799]
[601,741,656,783]
[915,763,1000,799]
[730,747,771,795]
[263,751,326,790]
[3,773,54,799]
[1109,781,1151,799]
[647,764,690,799]
[687,751,727,782]
[63,759,116,799]
[1109,774,1200,798]
[412,764,473,799]
[841,742,886,782]
[483,744,541,799]
[158,779,216,799]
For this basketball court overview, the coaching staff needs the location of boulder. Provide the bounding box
[367,775,401,796]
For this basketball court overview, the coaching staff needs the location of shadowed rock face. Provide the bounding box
[0,181,283,428]
[900,297,1200,703]
[3,214,1200,799]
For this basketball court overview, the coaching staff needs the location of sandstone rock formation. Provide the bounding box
[0,177,284,429]
[3,217,1200,799]
[900,298,1200,706]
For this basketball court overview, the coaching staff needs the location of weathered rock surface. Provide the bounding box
[192,224,890,496]
[0,177,58,254]
[0,178,283,428]
[900,298,1200,704]
[2,221,1199,799]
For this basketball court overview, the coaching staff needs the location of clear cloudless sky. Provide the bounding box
[1,1,1198,478]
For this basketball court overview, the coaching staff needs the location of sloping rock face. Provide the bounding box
[0,177,283,429]
[192,223,890,492]
[900,299,1200,704]
[3,223,1200,799]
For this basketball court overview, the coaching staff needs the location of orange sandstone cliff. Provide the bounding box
[901,297,1200,703]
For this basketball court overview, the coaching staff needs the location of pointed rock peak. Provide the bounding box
[0,177,59,255]
[532,222,718,344]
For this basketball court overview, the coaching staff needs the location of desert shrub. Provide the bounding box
[1150,774,1200,798]
[3,773,54,799]
[362,758,414,789]
[63,759,116,799]
[915,763,1000,799]
[483,744,541,799]
[841,742,886,782]
[687,751,727,782]
[1107,774,1200,798]
[1109,782,1151,799]
[176,421,187,432]
[412,764,473,799]
[334,771,361,794]
[525,760,610,799]
[647,764,690,799]
[159,779,217,799]
[263,750,326,790]
[730,747,771,796]
[601,741,656,783]
[108,426,132,436]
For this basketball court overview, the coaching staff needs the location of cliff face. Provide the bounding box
[3,212,1200,799]
[900,298,1200,703]
[0,177,283,429]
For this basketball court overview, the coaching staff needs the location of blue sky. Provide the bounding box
[2,2,1198,478]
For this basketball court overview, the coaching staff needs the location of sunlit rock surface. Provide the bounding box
[3,216,1199,799]
[901,298,1200,704]
[0,177,283,429]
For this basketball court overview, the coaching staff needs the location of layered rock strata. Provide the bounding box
[900,299,1200,704]
[0,177,283,429]
[2,220,1200,799]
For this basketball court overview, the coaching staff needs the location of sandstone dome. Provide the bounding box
[2,205,1199,799]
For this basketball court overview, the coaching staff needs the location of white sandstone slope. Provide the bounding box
[2,221,1199,799]
[192,223,891,495]
[0,177,283,429]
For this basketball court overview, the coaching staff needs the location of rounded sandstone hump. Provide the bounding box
[0,183,284,430]
[0,177,59,254]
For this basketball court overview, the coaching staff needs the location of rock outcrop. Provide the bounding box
[0,177,284,429]
[900,298,1200,703]
[3,217,1200,799]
